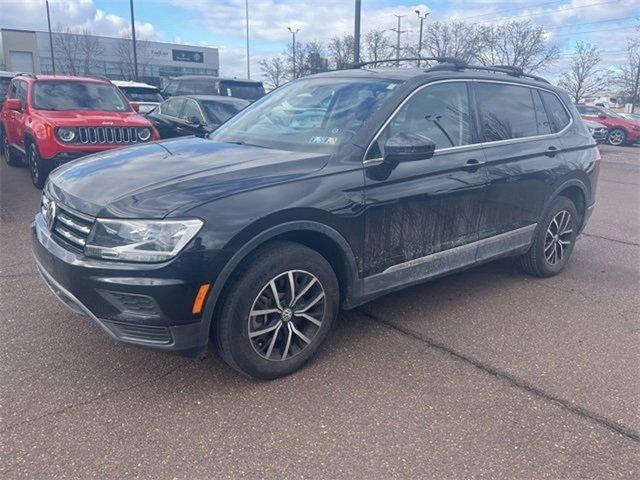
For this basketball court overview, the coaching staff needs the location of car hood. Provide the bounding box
[47,137,328,218]
[38,110,152,127]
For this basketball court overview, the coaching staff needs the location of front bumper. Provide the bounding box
[31,214,209,355]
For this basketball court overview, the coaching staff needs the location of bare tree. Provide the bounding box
[615,33,640,112]
[558,42,610,103]
[54,26,81,75]
[78,28,105,75]
[328,35,354,70]
[421,21,485,64]
[363,29,394,64]
[114,33,155,80]
[478,21,559,72]
[259,56,287,88]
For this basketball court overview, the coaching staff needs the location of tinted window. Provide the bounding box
[532,89,552,135]
[181,99,205,123]
[219,80,265,100]
[120,87,163,102]
[16,80,28,106]
[32,81,130,111]
[540,91,571,132]
[178,78,218,95]
[6,81,17,98]
[160,98,185,117]
[163,81,178,97]
[0,77,12,99]
[378,82,472,154]
[476,83,538,141]
[201,99,247,124]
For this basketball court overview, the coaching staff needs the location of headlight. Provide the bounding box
[588,127,594,134]
[137,128,152,141]
[57,127,76,142]
[85,218,203,263]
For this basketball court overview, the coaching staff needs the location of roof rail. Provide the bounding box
[350,57,467,70]
[464,64,550,84]
[14,72,37,79]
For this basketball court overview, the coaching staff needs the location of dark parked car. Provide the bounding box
[146,95,249,138]
[32,61,600,379]
[162,75,265,101]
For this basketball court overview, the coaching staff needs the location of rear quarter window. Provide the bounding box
[540,91,571,133]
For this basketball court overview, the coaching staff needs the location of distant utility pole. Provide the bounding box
[353,0,361,65]
[632,59,640,113]
[129,0,139,81]
[415,9,430,68]
[287,27,300,79]
[391,15,407,67]
[45,0,55,74]
[245,0,251,79]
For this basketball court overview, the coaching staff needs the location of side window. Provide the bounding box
[6,81,17,98]
[163,81,178,97]
[181,99,205,123]
[161,98,185,117]
[15,80,28,109]
[584,106,599,116]
[369,82,472,159]
[179,79,217,95]
[476,83,538,141]
[531,89,552,135]
[540,91,571,133]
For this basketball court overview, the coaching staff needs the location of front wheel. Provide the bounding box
[28,143,50,189]
[2,128,21,167]
[607,128,626,146]
[215,241,339,379]
[519,196,579,278]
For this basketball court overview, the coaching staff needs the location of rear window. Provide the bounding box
[476,83,538,141]
[540,91,571,133]
[219,81,265,100]
[120,87,163,103]
[33,81,130,112]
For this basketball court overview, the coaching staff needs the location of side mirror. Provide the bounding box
[130,101,140,112]
[598,113,607,119]
[186,116,202,126]
[5,98,22,111]
[384,131,436,164]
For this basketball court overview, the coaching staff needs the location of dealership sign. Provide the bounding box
[172,49,204,63]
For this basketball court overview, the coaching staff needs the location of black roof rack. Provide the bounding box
[350,57,467,70]
[464,64,550,84]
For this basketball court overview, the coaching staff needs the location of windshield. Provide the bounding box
[33,81,131,111]
[201,100,247,124]
[120,87,163,103]
[0,77,11,98]
[219,80,265,100]
[210,77,400,152]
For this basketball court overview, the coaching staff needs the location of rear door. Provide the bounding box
[362,80,487,285]
[474,81,565,258]
[176,98,207,136]
[147,97,186,138]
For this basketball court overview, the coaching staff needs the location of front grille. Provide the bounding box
[52,206,94,250]
[74,126,143,145]
[105,320,172,344]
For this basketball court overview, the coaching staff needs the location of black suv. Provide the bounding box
[162,75,265,102]
[31,61,599,379]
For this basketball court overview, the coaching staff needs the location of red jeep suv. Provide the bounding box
[1,74,159,188]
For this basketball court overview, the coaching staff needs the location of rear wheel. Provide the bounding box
[28,142,50,189]
[519,196,579,278]
[2,127,21,167]
[607,128,626,146]
[215,241,339,379]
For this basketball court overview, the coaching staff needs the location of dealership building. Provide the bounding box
[0,28,220,86]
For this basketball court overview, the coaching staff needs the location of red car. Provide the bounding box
[1,74,159,188]
[576,104,640,146]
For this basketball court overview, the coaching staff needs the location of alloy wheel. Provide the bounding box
[544,210,573,265]
[608,129,625,146]
[29,146,39,184]
[2,134,10,164]
[248,270,325,361]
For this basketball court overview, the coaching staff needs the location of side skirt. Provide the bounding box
[359,224,536,304]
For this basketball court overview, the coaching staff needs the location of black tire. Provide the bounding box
[1,127,21,167]
[519,196,579,278]
[27,142,50,189]
[606,128,626,146]
[214,241,339,379]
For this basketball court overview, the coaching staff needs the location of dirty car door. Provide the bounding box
[362,80,487,290]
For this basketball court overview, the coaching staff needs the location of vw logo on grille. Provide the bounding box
[43,199,57,231]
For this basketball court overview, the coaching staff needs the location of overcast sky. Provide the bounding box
[1,0,638,82]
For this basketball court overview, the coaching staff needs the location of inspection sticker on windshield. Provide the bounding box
[310,136,338,145]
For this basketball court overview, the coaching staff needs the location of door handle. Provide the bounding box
[461,158,485,172]
[545,146,559,157]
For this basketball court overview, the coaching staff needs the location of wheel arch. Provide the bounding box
[547,179,588,230]
[199,221,362,342]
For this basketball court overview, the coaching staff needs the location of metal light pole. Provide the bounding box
[129,0,139,81]
[45,0,55,74]
[391,15,407,67]
[245,0,251,79]
[353,0,361,65]
[415,10,430,68]
[287,27,300,79]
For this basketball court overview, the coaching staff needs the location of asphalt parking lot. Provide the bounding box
[1,144,639,478]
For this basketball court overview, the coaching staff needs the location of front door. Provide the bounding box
[362,80,487,292]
